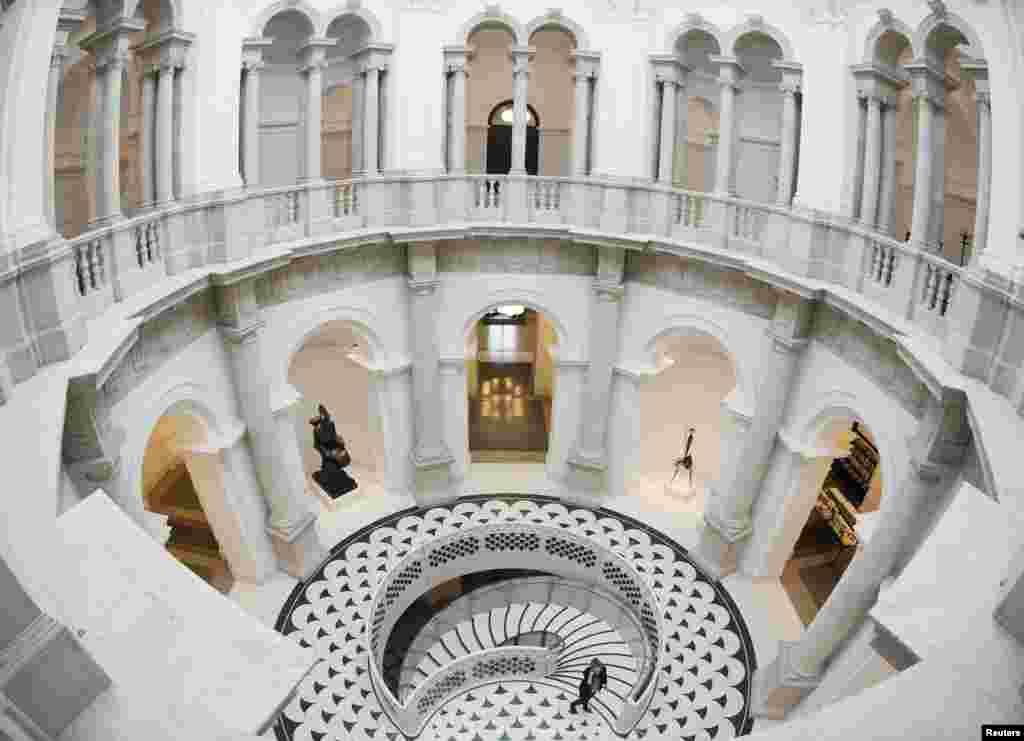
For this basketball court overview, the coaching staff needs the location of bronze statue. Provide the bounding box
[670,427,696,487]
[309,404,358,498]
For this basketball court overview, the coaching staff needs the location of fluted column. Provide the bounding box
[509,46,534,175]
[710,56,743,196]
[45,46,69,229]
[692,295,815,579]
[139,67,155,204]
[570,51,599,177]
[877,96,899,235]
[971,89,992,257]
[776,78,800,206]
[443,47,471,173]
[859,93,883,226]
[155,62,175,203]
[753,393,970,719]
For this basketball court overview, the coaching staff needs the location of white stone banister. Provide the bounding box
[366,522,664,736]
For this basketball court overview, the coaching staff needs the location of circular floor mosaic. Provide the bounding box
[274,495,757,741]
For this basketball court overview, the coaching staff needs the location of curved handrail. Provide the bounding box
[366,522,664,736]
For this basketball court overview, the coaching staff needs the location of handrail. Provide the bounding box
[366,522,664,736]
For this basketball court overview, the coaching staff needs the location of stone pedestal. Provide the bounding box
[267,514,325,581]
[312,462,358,499]
[664,479,695,500]
[413,452,460,506]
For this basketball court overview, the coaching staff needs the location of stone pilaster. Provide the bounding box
[905,61,946,251]
[443,47,471,174]
[877,95,900,235]
[752,390,970,719]
[962,63,991,260]
[691,293,816,579]
[298,38,333,182]
[139,66,156,205]
[241,38,273,187]
[354,44,394,177]
[772,61,803,207]
[406,242,457,503]
[650,55,684,185]
[710,56,744,196]
[45,41,74,229]
[215,278,322,579]
[570,51,600,177]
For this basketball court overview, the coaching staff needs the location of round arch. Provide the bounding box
[276,303,396,396]
[122,0,180,29]
[637,313,756,416]
[320,4,383,41]
[914,10,986,63]
[452,290,577,362]
[665,15,726,58]
[524,11,588,49]
[861,14,918,65]
[726,18,797,63]
[251,0,321,39]
[455,8,524,47]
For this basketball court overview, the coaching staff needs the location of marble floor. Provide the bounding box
[231,464,804,738]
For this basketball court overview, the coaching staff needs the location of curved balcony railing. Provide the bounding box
[366,522,664,737]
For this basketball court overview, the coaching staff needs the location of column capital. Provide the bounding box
[218,320,265,346]
[779,78,801,96]
[242,59,266,74]
[298,36,334,67]
[570,49,601,78]
[354,42,395,73]
[299,59,328,76]
[79,18,146,62]
[975,90,991,111]
[708,55,745,86]
[241,36,274,66]
[408,277,440,296]
[443,44,472,71]
[649,54,687,85]
[510,45,535,76]
[135,28,195,70]
[592,279,624,301]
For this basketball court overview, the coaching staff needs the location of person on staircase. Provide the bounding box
[569,658,607,714]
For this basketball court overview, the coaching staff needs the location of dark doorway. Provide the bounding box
[486,100,540,175]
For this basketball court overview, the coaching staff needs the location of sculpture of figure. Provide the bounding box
[670,427,696,487]
[309,404,358,498]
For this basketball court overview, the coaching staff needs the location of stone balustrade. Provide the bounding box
[5,172,1022,416]
[366,522,664,736]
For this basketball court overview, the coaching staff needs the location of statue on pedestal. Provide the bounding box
[310,404,358,498]
[670,427,696,488]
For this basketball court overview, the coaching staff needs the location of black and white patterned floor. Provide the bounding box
[274,495,757,741]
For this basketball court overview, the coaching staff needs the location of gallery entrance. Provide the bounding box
[467,306,555,462]
[782,420,883,625]
[486,101,540,175]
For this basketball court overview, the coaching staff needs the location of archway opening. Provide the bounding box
[321,14,372,179]
[781,417,883,625]
[633,332,736,509]
[674,29,722,189]
[733,31,786,203]
[287,320,385,497]
[527,25,577,175]
[467,306,556,462]
[140,411,234,594]
[486,100,540,175]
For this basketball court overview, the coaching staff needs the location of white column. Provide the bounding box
[571,70,591,177]
[657,79,678,184]
[510,47,533,175]
[44,47,68,230]
[930,93,946,248]
[351,70,365,174]
[241,61,263,186]
[449,59,468,173]
[140,67,155,204]
[877,97,898,235]
[302,61,324,180]
[363,65,381,176]
[909,84,937,248]
[776,79,800,206]
[155,62,175,203]
[712,58,742,196]
[859,93,883,226]
[91,46,128,223]
[408,280,450,462]
[972,90,992,258]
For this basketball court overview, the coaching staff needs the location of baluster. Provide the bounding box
[868,244,879,283]
[885,251,895,286]
[695,197,703,227]
[85,244,98,290]
[940,273,954,316]
[352,184,359,213]
[135,227,144,268]
[95,242,106,285]
[75,249,87,296]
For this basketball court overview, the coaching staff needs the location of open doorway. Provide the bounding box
[141,413,234,594]
[486,101,540,175]
[467,306,556,462]
[781,419,882,625]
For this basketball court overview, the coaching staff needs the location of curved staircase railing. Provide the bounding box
[366,523,664,737]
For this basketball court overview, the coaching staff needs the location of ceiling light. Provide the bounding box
[497,305,525,317]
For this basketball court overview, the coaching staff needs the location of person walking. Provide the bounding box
[569,658,607,714]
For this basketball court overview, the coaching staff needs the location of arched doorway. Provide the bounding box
[287,320,386,495]
[732,31,787,203]
[674,29,723,190]
[780,417,883,625]
[321,13,372,178]
[467,305,556,462]
[633,332,737,508]
[486,100,540,175]
[140,411,234,593]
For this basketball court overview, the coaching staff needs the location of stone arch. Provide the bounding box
[914,9,986,63]
[122,0,180,29]
[726,17,796,62]
[456,8,524,47]
[321,4,383,42]
[251,0,321,39]
[524,11,588,49]
[277,303,395,396]
[127,380,232,505]
[665,15,726,58]
[861,13,918,65]
[637,313,755,417]
[790,388,899,508]
[453,288,575,361]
